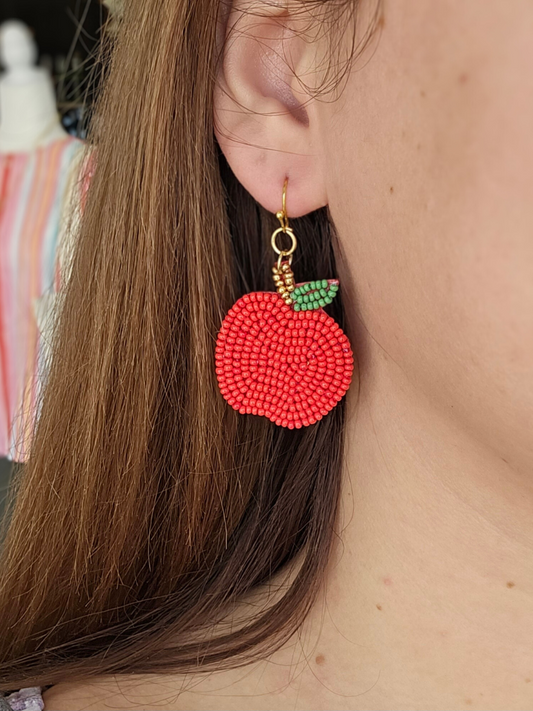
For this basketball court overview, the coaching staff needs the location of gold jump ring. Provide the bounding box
[271,226,297,256]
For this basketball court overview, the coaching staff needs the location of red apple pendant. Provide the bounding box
[215,267,354,428]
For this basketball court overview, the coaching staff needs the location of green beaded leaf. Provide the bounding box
[290,280,339,311]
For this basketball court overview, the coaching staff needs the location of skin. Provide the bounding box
[44,0,533,708]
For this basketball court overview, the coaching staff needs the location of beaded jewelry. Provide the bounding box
[215,179,354,428]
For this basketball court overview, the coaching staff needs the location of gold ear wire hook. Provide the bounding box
[276,177,289,231]
[271,177,297,267]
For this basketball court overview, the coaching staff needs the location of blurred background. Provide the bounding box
[1,0,107,137]
[0,0,109,523]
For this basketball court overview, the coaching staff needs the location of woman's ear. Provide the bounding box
[214,0,328,216]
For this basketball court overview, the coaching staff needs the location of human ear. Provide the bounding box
[214,0,328,217]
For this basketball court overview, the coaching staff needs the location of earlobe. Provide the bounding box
[214,0,328,217]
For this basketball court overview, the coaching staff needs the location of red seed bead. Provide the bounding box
[214,290,354,428]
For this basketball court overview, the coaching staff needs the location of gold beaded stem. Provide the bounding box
[272,260,295,305]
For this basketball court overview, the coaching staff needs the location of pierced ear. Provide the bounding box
[214,0,328,217]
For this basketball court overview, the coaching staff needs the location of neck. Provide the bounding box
[0,68,67,152]
[273,346,533,709]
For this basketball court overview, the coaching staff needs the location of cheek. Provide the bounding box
[324,0,533,467]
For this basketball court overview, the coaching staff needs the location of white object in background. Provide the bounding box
[0,20,67,153]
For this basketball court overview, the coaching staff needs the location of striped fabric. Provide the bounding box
[0,135,85,461]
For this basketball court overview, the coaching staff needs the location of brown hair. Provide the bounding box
[0,0,379,691]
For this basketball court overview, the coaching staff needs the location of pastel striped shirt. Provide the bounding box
[0,135,86,461]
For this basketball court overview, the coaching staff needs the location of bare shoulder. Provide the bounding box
[41,683,104,711]
[40,666,272,711]
[40,662,291,711]
[41,676,189,711]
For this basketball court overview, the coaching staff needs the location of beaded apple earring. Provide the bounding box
[215,178,354,428]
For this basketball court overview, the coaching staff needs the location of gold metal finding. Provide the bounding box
[271,177,297,252]
[271,177,297,303]
[275,177,289,232]
[271,227,297,257]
